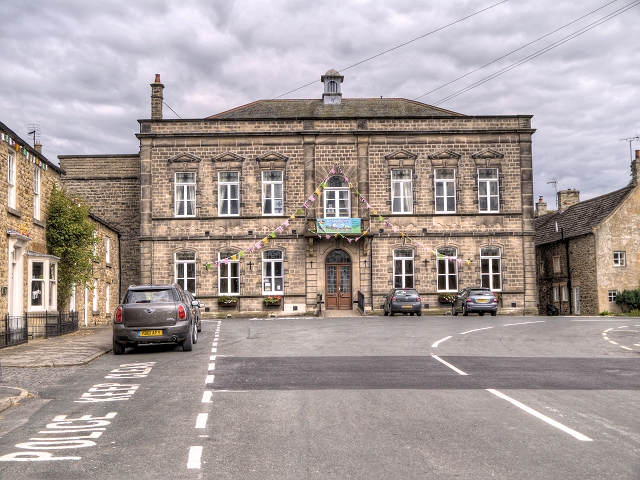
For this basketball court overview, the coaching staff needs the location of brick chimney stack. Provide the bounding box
[631,150,640,187]
[34,142,42,154]
[151,74,164,120]
[557,189,580,213]
[535,196,547,216]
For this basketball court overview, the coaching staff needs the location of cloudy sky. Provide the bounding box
[2,0,639,205]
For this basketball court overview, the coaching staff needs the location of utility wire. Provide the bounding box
[272,0,509,99]
[414,0,620,101]
[432,1,640,105]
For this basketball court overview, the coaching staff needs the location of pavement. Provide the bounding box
[0,326,112,413]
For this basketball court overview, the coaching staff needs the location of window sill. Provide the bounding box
[92,310,101,316]
[7,206,22,218]
[33,218,45,228]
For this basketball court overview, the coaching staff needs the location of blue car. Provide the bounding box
[452,287,498,316]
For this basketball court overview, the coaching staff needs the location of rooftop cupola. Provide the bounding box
[321,69,344,105]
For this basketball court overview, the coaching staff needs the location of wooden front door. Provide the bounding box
[325,250,352,310]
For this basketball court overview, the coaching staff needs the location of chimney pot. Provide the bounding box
[636,149,640,159]
[34,142,42,154]
[155,74,161,83]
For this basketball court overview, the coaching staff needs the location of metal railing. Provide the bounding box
[27,311,79,338]
[1,315,29,348]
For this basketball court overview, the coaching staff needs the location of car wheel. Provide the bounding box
[192,322,198,345]
[452,305,458,316]
[462,305,469,316]
[491,311,497,316]
[197,319,202,333]
[417,311,422,316]
[182,325,193,351]
[113,339,126,355]
[383,308,389,316]
[479,312,485,316]
[389,311,394,316]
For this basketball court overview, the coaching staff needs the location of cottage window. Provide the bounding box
[393,249,414,288]
[219,171,240,216]
[608,290,617,302]
[553,286,559,302]
[218,251,239,295]
[92,279,98,312]
[28,256,58,312]
[175,172,196,217]
[434,168,456,213]
[106,283,110,315]
[262,171,284,215]
[613,251,626,267]
[105,237,111,264]
[33,165,41,220]
[573,287,580,314]
[436,247,458,292]
[478,168,499,213]
[49,263,57,309]
[7,154,16,208]
[70,284,76,312]
[324,176,350,218]
[262,250,284,294]
[31,262,44,307]
[391,169,413,214]
[553,256,561,273]
[175,251,196,294]
[561,285,568,302]
[480,247,501,291]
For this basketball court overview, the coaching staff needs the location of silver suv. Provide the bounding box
[112,284,198,354]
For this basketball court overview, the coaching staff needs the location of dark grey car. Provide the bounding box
[112,284,198,354]
[383,288,422,316]
[184,290,203,332]
[452,287,498,316]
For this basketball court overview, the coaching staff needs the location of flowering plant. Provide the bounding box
[438,293,456,304]
[217,295,237,305]
[263,295,282,305]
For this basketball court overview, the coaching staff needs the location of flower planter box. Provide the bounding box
[219,301,237,308]
[264,301,281,307]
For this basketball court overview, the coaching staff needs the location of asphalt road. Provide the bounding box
[0,315,638,479]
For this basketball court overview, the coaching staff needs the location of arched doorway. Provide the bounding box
[325,249,352,310]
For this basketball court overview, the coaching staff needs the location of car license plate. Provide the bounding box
[401,305,412,308]
[477,299,488,303]
[139,330,162,337]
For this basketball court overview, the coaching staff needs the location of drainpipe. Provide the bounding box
[562,228,572,314]
[369,235,374,313]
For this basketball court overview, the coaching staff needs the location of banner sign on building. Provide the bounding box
[316,218,361,234]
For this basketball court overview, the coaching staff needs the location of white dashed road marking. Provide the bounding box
[502,321,546,327]
[431,354,468,375]
[431,336,452,348]
[187,446,202,469]
[487,389,592,442]
[201,391,212,403]
[195,413,208,429]
[460,327,493,335]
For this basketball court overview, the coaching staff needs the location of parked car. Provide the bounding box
[383,288,422,316]
[112,283,198,355]
[184,290,203,332]
[452,287,498,316]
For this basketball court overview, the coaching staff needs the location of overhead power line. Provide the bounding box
[431,0,640,106]
[272,0,509,99]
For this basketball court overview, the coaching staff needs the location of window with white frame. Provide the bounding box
[608,290,617,302]
[70,284,76,312]
[175,251,196,294]
[561,285,568,302]
[175,172,196,217]
[436,247,458,291]
[391,169,413,214]
[553,286,559,302]
[92,231,98,258]
[219,171,240,216]
[218,251,239,295]
[613,251,626,267]
[106,283,110,314]
[105,237,111,264]
[393,249,414,288]
[478,168,499,212]
[434,168,456,213]
[28,256,57,311]
[93,279,98,312]
[573,286,580,314]
[324,176,350,218]
[262,171,284,215]
[7,154,16,208]
[33,165,41,219]
[262,250,284,294]
[480,247,502,290]
[553,256,561,273]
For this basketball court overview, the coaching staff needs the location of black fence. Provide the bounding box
[27,311,79,338]
[1,315,29,348]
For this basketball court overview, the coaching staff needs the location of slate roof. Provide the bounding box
[534,186,634,246]
[208,98,463,120]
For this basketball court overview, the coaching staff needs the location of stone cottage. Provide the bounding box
[60,71,538,316]
[534,151,640,315]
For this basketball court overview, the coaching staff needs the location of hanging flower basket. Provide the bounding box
[263,295,282,307]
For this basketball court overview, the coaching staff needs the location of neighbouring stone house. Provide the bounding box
[60,71,538,316]
[534,151,640,315]
[1,119,120,341]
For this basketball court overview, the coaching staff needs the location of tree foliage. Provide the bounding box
[46,185,97,309]
[615,287,640,310]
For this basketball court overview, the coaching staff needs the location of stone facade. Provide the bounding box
[535,153,640,315]
[61,73,538,316]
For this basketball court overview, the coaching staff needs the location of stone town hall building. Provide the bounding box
[60,71,537,315]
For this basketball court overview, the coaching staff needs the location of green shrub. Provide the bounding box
[629,309,640,317]
[598,311,610,316]
[615,289,640,310]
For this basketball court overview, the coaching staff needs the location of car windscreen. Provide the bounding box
[469,289,493,296]
[125,289,174,303]
[395,290,418,296]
